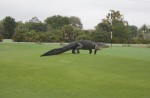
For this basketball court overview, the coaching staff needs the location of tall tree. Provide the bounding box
[29,17,41,23]
[3,16,16,38]
[138,24,150,39]
[129,25,138,38]
[16,21,27,33]
[0,21,3,41]
[94,25,110,42]
[61,25,76,42]
[96,10,130,43]
[69,16,83,29]
[0,20,4,36]
[102,10,125,31]
[45,15,70,30]
[25,17,47,32]
[25,22,47,32]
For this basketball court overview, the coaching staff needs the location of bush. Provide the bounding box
[12,32,26,42]
[146,44,150,48]
[112,38,128,44]
[131,39,150,44]
[112,38,150,44]
[0,34,3,42]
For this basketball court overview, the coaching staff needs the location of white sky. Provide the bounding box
[0,0,150,29]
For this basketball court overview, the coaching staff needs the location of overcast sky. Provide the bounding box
[0,0,150,29]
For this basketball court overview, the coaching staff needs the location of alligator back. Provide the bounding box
[78,40,96,50]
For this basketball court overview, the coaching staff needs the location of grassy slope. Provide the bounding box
[0,42,150,98]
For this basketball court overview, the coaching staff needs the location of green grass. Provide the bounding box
[0,42,150,98]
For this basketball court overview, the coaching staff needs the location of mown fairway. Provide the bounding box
[0,41,150,98]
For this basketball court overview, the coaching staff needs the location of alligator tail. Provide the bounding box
[40,43,76,56]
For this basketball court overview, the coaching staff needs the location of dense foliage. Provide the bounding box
[0,34,3,42]
[0,11,150,43]
[3,16,17,39]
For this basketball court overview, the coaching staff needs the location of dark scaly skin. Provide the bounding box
[73,40,97,54]
[41,40,107,56]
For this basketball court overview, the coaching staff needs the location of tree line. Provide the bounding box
[0,10,150,44]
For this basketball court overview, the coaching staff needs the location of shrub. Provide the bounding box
[146,44,150,48]
[0,34,3,42]
[12,32,26,42]
[132,39,150,44]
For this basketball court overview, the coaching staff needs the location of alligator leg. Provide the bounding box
[76,43,83,54]
[72,49,76,54]
[89,49,92,54]
[94,49,97,55]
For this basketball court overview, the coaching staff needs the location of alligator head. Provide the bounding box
[95,42,109,50]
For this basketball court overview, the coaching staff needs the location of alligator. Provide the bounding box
[40,40,108,56]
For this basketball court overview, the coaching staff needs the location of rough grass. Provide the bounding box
[0,42,150,98]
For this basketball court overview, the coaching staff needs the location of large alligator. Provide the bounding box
[41,40,108,56]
